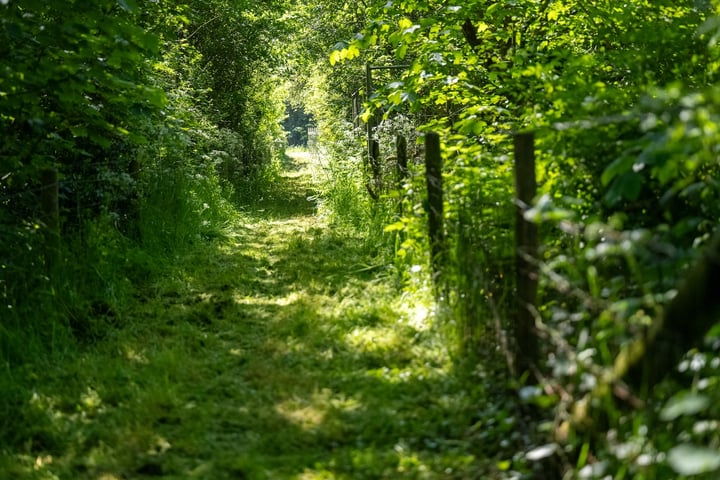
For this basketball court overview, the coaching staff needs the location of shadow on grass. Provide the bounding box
[2,152,513,479]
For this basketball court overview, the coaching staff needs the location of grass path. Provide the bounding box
[6,152,502,479]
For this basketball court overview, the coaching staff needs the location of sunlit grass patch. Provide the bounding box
[345,325,401,351]
[275,389,362,434]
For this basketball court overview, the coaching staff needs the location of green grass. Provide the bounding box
[0,151,519,479]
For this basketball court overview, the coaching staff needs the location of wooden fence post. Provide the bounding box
[40,167,60,268]
[425,132,444,285]
[352,93,361,130]
[396,135,408,217]
[396,134,408,186]
[363,63,409,200]
[513,132,539,377]
[365,63,381,197]
[371,138,380,182]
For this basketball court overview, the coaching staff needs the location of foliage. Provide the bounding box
[5,0,720,477]
[0,0,291,405]
[0,0,169,365]
[332,0,720,477]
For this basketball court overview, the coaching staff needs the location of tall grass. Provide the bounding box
[0,127,251,455]
[311,122,372,229]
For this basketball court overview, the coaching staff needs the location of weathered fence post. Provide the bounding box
[40,167,60,268]
[396,135,408,218]
[396,134,408,184]
[371,138,381,182]
[352,93,362,130]
[513,132,539,377]
[365,63,381,199]
[425,132,444,285]
[364,63,410,201]
[395,135,408,190]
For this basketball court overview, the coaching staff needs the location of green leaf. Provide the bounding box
[398,17,413,30]
[668,444,720,476]
[344,44,360,61]
[660,392,710,421]
[397,44,409,59]
[69,126,88,138]
[652,156,679,185]
[400,91,417,103]
[384,221,405,233]
[604,173,643,206]
[601,155,635,186]
[143,87,167,108]
[329,50,341,66]
[117,0,138,13]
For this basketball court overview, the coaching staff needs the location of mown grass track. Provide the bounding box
[3,151,508,480]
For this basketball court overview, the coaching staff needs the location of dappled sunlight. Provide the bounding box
[401,302,433,332]
[3,150,494,479]
[275,398,327,431]
[274,389,362,433]
[263,215,323,232]
[364,361,452,386]
[124,347,150,364]
[3,0,707,476]
[345,325,402,353]
[283,149,326,179]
